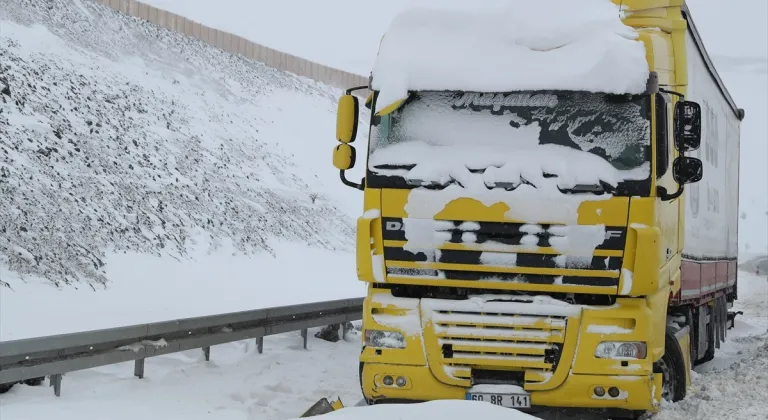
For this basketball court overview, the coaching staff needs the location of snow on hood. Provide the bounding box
[371,0,649,110]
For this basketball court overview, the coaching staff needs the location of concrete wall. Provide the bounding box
[91,0,371,98]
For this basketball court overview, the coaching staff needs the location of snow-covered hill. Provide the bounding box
[0,0,370,339]
[0,0,369,287]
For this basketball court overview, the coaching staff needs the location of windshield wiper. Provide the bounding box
[406,178,461,190]
[372,164,416,171]
[558,181,615,195]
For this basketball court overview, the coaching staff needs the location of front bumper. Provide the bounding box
[361,362,663,411]
[361,288,667,412]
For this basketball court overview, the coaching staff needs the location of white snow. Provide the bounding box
[369,294,423,336]
[371,253,385,283]
[423,294,582,318]
[402,219,453,254]
[368,89,651,229]
[654,271,768,420]
[620,268,634,295]
[138,0,766,255]
[0,326,371,420]
[2,1,767,419]
[368,91,651,192]
[0,239,363,341]
[140,0,766,79]
[480,252,519,267]
[370,311,422,337]
[118,338,169,352]
[2,272,765,420]
[311,399,537,420]
[370,0,650,110]
[586,325,633,335]
[548,225,607,257]
[0,0,368,340]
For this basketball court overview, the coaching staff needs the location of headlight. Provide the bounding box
[595,342,647,360]
[364,330,406,349]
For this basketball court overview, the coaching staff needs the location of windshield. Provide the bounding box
[367,91,652,196]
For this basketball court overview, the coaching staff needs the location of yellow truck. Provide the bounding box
[330,1,744,417]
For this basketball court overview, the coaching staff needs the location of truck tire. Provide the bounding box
[698,311,716,364]
[22,377,45,387]
[655,330,688,402]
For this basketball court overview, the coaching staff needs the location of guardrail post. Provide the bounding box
[134,358,145,379]
[203,346,210,361]
[50,374,62,397]
[301,328,308,349]
[257,337,264,354]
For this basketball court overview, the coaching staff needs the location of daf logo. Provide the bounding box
[605,230,623,240]
[385,221,403,231]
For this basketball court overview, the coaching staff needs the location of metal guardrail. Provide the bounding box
[0,297,364,396]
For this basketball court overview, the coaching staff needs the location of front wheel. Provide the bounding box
[655,330,688,402]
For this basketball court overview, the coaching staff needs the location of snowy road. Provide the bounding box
[2,271,765,420]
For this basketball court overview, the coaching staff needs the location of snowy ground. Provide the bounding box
[1,270,765,420]
[1,1,766,418]
[0,0,368,340]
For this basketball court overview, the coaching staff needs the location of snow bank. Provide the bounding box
[308,399,538,420]
[371,0,649,109]
[0,0,368,289]
[0,238,365,341]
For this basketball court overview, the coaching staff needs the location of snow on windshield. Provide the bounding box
[371,0,650,110]
[368,91,651,192]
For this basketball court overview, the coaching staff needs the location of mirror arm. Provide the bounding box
[659,88,685,99]
[657,184,684,201]
[345,85,370,96]
[340,170,364,191]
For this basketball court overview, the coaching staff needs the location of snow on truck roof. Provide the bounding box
[370,0,650,111]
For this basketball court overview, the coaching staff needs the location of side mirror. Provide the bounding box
[336,94,359,144]
[674,100,702,152]
[672,156,703,185]
[333,143,356,171]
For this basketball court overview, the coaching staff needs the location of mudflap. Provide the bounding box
[674,326,693,390]
[300,397,345,417]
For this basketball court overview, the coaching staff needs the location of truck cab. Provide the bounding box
[329,1,742,417]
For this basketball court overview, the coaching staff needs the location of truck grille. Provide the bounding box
[422,297,577,386]
[381,218,625,289]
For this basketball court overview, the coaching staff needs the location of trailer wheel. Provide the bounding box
[22,377,45,387]
[655,330,687,402]
[698,312,716,364]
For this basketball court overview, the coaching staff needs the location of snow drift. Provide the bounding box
[371,0,650,109]
[307,400,538,420]
[0,0,368,288]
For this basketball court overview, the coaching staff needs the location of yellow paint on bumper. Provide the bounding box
[361,363,663,412]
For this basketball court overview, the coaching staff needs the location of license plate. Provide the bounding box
[466,392,531,408]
